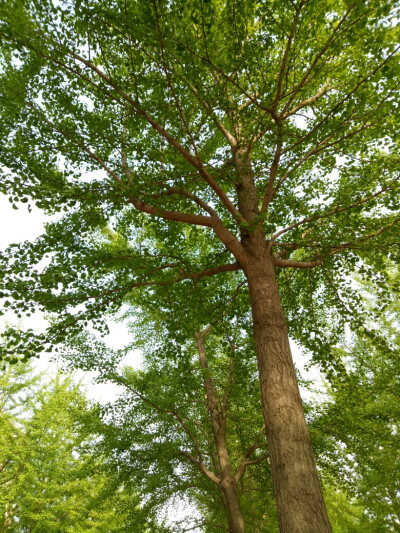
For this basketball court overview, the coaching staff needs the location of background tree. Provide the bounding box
[1,1,400,530]
[309,267,400,532]
[68,319,278,532]
[0,361,167,532]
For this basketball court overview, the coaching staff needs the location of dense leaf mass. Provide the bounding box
[0,0,399,364]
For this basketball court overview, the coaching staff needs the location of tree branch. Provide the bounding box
[60,261,242,304]
[272,1,305,111]
[271,177,400,242]
[10,29,245,226]
[272,218,400,268]
[147,187,218,217]
[195,325,224,437]
[235,425,266,483]
[187,82,238,148]
[112,374,205,464]
[281,5,355,115]
[273,257,322,269]
[221,357,234,419]
[179,450,221,486]
[283,78,331,118]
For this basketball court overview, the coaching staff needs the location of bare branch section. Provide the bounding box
[181,520,229,532]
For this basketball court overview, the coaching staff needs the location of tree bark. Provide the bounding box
[220,471,247,533]
[242,232,332,533]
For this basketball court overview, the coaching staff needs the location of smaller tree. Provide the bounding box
[84,323,278,532]
[0,361,167,532]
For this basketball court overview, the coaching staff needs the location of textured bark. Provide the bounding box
[242,232,332,533]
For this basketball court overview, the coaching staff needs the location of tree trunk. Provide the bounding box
[243,234,332,533]
[220,469,246,533]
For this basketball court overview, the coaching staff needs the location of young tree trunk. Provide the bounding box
[243,233,332,533]
[220,470,246,533]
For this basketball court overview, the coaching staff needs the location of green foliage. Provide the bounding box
[0,362,168,532]
[82,327,278,532]
[0,2,400,528]
[0,0,398,369]
[309,268,400,532]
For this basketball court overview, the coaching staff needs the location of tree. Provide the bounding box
[84,324,277,532]
[1,1,399,530]
[310,267,400,531]
[0,361,168,532]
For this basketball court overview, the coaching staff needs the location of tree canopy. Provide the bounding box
[0,0,398,361]
[1,1,399,531]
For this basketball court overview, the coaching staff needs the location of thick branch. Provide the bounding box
[273,257,322,269]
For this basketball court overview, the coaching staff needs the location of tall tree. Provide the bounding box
[1,1,399,530]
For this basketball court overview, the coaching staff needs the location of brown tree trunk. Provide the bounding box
[220,472,247,533]
[243,233,332,533]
